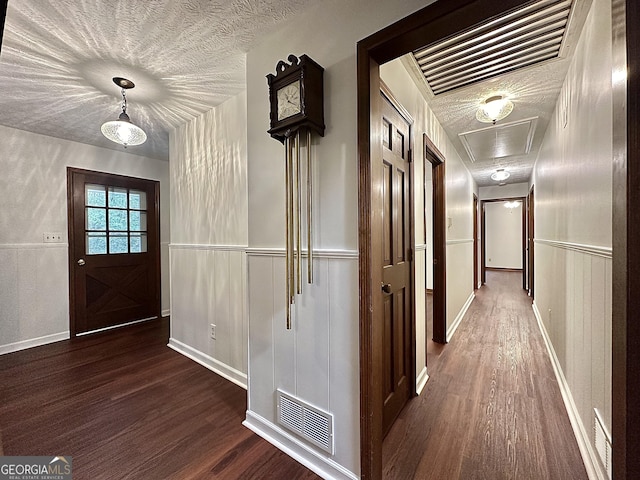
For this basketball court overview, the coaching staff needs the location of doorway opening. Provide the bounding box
[357,1,578,478]
[480,197,526,286]
[67,168,161,336]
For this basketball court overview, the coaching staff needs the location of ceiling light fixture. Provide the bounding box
[491,168,510,182]
[476,95,514,124]
[504,201,521,209]
[101,77,147,147]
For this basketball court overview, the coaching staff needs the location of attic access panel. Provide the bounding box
[413,0,574,95]
[459,117,538,163]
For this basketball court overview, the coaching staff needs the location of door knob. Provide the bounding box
[77,259,85,266]
[381,283,392,294]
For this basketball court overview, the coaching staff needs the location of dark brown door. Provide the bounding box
[473,194,478,290]
[527,185,535,300]
[380,90,413,436]
[424,135,447,344]
[67,168,160,335]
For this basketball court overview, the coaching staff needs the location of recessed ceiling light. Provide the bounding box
[491,168,510,182]
[477,95,514,124]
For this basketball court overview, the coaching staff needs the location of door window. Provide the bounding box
[85,184,148,255]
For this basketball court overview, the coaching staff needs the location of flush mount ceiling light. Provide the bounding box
[504,201,521,209]
[476,95,514,124]
[101,77,147,147]
[491,168,510,182]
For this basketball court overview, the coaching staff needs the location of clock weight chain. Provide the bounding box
[283,128,315,329]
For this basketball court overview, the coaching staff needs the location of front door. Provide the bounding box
[380,89,413,436]
[67,168,160,335]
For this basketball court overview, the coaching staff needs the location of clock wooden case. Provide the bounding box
[267,54,325,143]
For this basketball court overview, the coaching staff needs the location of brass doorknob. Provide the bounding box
[77,259,86,266]
[381,283,392,294]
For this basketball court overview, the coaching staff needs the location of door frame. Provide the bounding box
[473,194,479,290]
[356,1,536,477]
[527,185,535,298]
[480,197,526,280]
[424,134,446,344]
[612,1,640,477]
[66,167,161,336]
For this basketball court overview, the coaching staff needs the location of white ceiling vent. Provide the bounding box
[277,389,334,454]
[413,0,575,95]
[459,117,538,163]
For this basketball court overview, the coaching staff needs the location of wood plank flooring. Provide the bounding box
[0,319,319,480]
[383,270,588,480]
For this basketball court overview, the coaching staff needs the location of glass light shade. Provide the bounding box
[476,95,514,123]
[504,201,521,209]
[491,169,510,181]
[101,112,147,146]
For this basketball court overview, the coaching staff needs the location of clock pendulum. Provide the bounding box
[266,54,325,329]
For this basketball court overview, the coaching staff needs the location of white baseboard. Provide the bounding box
[416,366,429,395]
[161,309,171,317]
[243,410,358,480]
[0,331,69,355]
[447,291,475,342]
[532,302,607,480]
[168,337,247,389]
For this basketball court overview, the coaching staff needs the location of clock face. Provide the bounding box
[276,81,301,121]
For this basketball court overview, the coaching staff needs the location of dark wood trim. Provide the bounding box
[481,202,486,284]
[424,134,447,345]
[612,1,640,478]
[357,1,553,478]
[0,0,7,54]
[357,41,382,480]
[67,169,78,335]
[521,193,527,291]
[485,267,523,272]
[527,185,535,300]
[473,194,479,290]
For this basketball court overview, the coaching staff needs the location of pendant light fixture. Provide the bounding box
[476,95,514,124]
[101,77,147,147]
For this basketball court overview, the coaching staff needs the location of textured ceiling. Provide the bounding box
[402,0,592,187]
[0,0,314,160]
[1,0,592,179]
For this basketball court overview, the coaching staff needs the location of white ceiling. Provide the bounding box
[0,0,314,161]
[0,0,592,187]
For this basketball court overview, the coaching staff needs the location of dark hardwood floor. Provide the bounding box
[383,270,588,480]
[0,319,319,480]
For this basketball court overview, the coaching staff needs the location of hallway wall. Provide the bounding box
[168,92,248,387]
[0,125,170,354]
[531,0,612,476]
[243,1,435,478]
[380,58,476,386]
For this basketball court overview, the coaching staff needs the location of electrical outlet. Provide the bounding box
[43,232,63,243]
[210,324,216,340]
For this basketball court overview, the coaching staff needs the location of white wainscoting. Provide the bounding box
[533,239,611,480]
[246,249,360,479]
[445,239,475,342]
[415,244,428,393]
[169,243,248,385]
[0,243,69,353]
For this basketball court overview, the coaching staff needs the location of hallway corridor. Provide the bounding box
[383,271,588,479]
